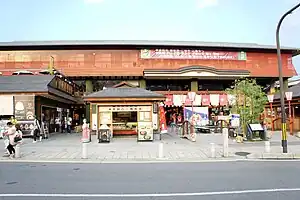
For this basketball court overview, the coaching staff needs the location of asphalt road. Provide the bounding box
[0,161,300,200]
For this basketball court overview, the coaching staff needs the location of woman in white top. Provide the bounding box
[4,122,17,158]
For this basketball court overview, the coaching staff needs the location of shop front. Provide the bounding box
[0,75,81,136]
[83,83,165,141]
[162,93,231,127]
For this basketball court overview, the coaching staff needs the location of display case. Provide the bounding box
[112,122,138,135]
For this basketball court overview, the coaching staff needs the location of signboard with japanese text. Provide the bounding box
[140,49,247,60]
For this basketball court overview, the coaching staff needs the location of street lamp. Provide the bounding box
[276,2,300,153]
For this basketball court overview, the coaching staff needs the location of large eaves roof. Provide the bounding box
[0,40,298,54]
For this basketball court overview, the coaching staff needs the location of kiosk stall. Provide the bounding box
[83,83,165,142]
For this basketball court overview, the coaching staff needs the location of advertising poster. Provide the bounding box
[14,95,35,121]
[184,107,209,126]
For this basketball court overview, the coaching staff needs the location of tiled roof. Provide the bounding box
[0,75,54,93]
[274,83,300,100]
[0,40,298,52]
[85,87,164,98]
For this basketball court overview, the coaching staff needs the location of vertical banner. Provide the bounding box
[184,107,209,126]
[159,103,168,133]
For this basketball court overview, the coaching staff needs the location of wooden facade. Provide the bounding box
[0,50,296,77]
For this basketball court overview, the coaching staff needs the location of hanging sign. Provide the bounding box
[285,92,293,101]
[267,94,274,103]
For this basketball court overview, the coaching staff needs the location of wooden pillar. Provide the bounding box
[191,80,198,92]
[85,80,93,123]
[139,79,146,89]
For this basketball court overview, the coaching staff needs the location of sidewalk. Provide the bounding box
[1,130,300,163]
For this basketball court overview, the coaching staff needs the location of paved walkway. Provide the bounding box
[1,130,300,162]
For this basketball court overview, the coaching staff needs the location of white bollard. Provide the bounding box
[265,141,271,153]
[158,142,164,159]
[223,128,229,157]
[82,142,88,159]
[210,143,216,158]
[15,144,21,158]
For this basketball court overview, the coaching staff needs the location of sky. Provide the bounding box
[0,0,300,74]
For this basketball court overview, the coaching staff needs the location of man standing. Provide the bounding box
[67,116,72,134]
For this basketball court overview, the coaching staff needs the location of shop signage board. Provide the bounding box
[13,95,35,136]
[140,49,247,60]
[14,95,35,121]
[137,122,153,141]
[99,106,151,112]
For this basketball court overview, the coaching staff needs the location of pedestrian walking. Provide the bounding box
[55,117,61,132]
[67,116,72,133]
[3,122,17,158]
[32,116,41,143]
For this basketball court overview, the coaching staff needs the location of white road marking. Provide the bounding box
[1,188,300,197]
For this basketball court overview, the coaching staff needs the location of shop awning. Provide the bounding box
[84,87,165,102]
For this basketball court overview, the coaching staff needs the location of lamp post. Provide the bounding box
[267,94,274,131]
[187,92,196,142]
[276,2,300,153]
[285,91,293,135]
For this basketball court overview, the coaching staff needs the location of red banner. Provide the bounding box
[164,94,173,106]
[140,49,247,60]
[219,94,228,106]
[202,95,210,106]
[159,104,168,133]
[185,95,192,106]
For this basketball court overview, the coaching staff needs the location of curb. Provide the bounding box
[0,158,241,164]
[246,153,300,160]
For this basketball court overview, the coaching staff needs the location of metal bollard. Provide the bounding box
[15,144,21,158]
[265,141,271,153]
[158,142,164,159]
[210,143,216,158]
[82,142,88,159]
[223,128,229,157]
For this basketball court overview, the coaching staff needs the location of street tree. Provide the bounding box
[226,78,267,135]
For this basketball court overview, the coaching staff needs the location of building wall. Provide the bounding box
[0,50,296,77]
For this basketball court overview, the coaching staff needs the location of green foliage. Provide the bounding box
[226,79,268,134]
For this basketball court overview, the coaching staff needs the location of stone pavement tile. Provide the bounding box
[69,152,80,159]
[168,151,179,159]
